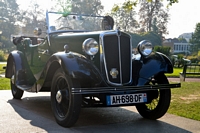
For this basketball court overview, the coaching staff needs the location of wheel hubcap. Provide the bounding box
[11,75,15,84]
[56,90,62,104]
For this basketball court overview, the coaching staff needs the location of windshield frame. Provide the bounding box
[46,11,105,34]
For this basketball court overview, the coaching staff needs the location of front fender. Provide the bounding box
[42,52,103,89]
[137,52,173,85]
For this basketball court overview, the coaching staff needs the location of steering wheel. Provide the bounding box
[57,26,73,30]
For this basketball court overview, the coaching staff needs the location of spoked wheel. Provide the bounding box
[11,62,24,99]
[136,74,171,120]
[51,68,82,127]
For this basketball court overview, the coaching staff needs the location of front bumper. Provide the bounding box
[72,83,181,94]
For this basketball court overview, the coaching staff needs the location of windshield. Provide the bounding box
[47,11,105,33]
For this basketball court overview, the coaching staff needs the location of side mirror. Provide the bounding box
[34,28,42,36]
[13,36,22,45]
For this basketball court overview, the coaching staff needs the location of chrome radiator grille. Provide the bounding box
[101,31,132,86]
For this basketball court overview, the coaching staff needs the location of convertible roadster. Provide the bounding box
[5,11,180,127]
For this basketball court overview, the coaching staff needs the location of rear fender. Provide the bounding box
[137,52,173,85]
[5,51,35,85]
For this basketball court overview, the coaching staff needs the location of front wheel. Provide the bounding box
[51,68,82,127]
[136,74,171,120]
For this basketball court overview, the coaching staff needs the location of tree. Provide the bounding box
[71,0,103,15]
[51,0,104,32]
[138,0,169,36]
[141,31,162,46]
[130,31,162,47]
[52,0,104,15]
[130,33,143,47]
[145,0,178,6]
[19,0,45,36]
[190,23,200,53]
[178,37,187,43]
[53,0,72,13]
[163,0,178,6]
[0,0,20,50]
[111,1,138,32]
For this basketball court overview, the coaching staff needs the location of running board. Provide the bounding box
[17,84,36,92]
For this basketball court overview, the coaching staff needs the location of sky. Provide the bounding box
[17,0,200,38]
[166,0,200,38]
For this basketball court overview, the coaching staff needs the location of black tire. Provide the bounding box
[136,74,171,120]
[11,62,24,99]
[51,68,82,127]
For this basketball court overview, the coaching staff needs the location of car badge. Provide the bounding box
[110,68,118,79]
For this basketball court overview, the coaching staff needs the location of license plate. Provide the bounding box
[106,93,147,106]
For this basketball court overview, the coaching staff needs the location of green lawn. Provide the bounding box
[168,82,200,121]
[166,67,183,77]
[0,63,10,90]
[0,78,10,90]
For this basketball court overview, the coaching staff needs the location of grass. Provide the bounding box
[0,78,10,90]
[166,67,183,77]
[0,63,10,90]
[168,82,200,121]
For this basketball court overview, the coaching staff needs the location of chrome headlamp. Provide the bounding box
[137,40,152,56]
[82,38,99,56]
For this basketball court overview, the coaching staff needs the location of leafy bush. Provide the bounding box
[171,54,185,68]
[154,45,171,56]
[0,50,6,61]
[190,58,199,63]
[187,56,200,64]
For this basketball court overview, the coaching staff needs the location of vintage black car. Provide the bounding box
[5,11,180,127]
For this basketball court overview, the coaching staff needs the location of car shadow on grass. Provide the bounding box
[7,95,191,133]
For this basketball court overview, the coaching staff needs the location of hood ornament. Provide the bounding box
[110,68,119,79]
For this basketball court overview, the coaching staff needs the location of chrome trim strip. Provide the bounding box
[118,34,122,84]
[100,31,118,85]
[71,83,181,94]
[46,11,51,46]
[129,33,133,84]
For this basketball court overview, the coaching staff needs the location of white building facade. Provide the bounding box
[173,43,192,54]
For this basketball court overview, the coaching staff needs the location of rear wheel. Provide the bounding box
[136,74,171,119]
[51,68,82,127]
[11,62,24,99]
